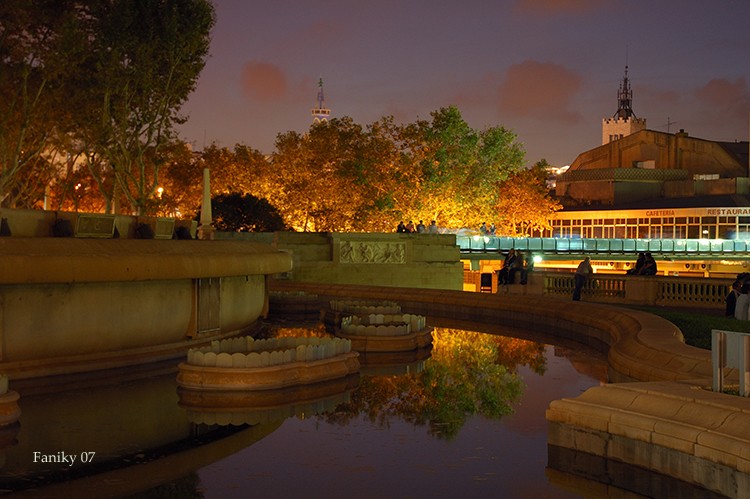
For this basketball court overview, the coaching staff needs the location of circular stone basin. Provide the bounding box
[337,313,433,353]
[177,335,360,391]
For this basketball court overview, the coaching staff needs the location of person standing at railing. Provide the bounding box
[734,283,750,320]
[573,256,593,301]
[726,280,741,317]
[497,249,516,285]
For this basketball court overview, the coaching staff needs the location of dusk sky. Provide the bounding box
[177,0,750,168]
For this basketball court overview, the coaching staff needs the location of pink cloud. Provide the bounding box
[497,60,582,123]
[241,62,287,102]
[695,77,749,121]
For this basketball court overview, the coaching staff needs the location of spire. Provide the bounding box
[613,65,636,120]
[311,77,331,123]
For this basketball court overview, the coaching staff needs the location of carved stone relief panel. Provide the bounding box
[339,241,405,264]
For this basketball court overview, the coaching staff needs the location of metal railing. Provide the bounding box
[457,235,750,257]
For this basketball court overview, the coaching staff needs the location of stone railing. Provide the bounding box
[479,270,730,309]
[543,273,627,301]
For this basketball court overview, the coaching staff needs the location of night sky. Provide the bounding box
[177,0,750,167]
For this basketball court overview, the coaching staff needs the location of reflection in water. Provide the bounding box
[321,329,526,440]
[0,321,712,498]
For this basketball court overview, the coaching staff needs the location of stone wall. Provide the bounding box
[219,231,464,290]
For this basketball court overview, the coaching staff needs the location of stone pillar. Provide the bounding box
[197,167,215,240]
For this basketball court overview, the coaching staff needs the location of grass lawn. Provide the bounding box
[627,306,750,350]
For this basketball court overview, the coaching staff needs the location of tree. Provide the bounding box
[71,0,215,215]
[264,108,526,232]
[205,192,287,232]
[269,118,378,232]
[494,164,561,236]
[0,1,87,208]
[403,106,526,229]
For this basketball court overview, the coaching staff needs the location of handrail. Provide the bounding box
[457,235,750,257]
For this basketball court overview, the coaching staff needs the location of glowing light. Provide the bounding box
[533,255,542,264]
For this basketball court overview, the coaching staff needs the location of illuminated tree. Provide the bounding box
[494,164,561,236]
[408,106,526,229]
[265,108,525,232]
[269,118,382,231]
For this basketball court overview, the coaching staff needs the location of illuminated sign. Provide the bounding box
[705,208,750,216]
[645,210,676,217]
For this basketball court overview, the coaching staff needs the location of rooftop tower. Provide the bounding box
[602,65,646,145]
[311,78,331,124]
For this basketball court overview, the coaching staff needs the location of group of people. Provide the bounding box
[396,220,438,234]
[479,222,497,236]
[725,273,750,319]
[625,252,658,276]
[497,249,534,285]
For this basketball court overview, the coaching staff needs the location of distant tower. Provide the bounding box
[311,78,331,123]
[602,65,646,145]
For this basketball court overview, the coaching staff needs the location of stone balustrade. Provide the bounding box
[473,270,731,309]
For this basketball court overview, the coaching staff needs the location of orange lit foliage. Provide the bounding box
[494,164,561,236]
[263,107,525,232]
[493,336,547,375]
[322,328,529,440]
[268,117,408,232]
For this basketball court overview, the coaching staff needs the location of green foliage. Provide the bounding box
[0,0,88,207]
[0,0,215,213]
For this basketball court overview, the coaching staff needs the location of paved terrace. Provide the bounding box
[270,280,750,497]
